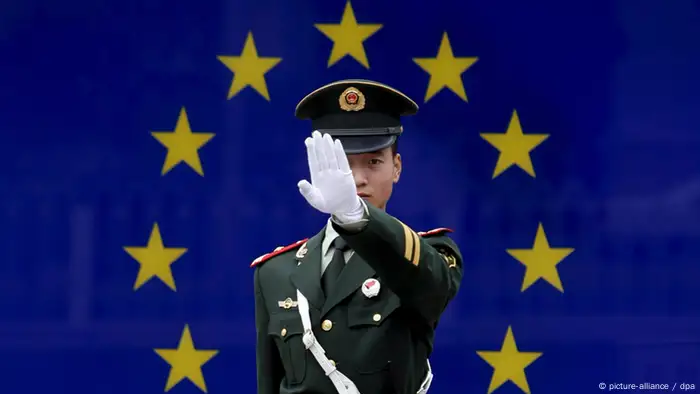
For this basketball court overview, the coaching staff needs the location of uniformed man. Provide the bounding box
[252,79,463,394]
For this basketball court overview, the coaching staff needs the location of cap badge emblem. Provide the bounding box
[339,87,366,112]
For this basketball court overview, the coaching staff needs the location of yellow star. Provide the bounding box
[154,324,219,393]
[314,1,382,69]
[507,223,575,292]
[217,31,282,101]
[123,223,187,291]
[413,32,478,103]
[480,110,549,178]
[151,108,215,177]
[476,326,543,394]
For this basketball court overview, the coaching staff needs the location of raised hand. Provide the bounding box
[297,131,361,218]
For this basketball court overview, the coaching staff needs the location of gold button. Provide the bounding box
[281,328,287,337]
[322,319,333,331]
[373,313,381,322]
[329,359,336,367]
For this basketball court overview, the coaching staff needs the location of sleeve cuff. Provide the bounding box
[331,199,370,232]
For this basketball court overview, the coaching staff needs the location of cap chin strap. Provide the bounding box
[296,289,434,394]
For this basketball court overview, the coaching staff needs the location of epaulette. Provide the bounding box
[250,239,308,268]
[417,227,453,237]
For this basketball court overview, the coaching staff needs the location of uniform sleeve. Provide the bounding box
[254,267,284,394]
[332,202,463,324]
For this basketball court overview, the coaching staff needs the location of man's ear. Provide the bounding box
[393,153,402,183]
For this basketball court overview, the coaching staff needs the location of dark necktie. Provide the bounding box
[322,237,349,295]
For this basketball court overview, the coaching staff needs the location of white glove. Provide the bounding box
[297,131,363,221]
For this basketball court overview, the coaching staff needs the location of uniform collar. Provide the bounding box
[322,217,340,256]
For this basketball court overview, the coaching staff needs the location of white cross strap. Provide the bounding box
[297,289,360,394]
[295,289,433,394]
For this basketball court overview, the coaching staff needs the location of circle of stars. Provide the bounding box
[118,1,578,391]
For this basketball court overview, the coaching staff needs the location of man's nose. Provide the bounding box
[352,169,368,186]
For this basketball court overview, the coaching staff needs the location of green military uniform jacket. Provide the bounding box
[252,202,463,394]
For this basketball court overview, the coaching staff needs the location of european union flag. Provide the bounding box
[2,0,699,393]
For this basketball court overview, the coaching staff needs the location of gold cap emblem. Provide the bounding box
[339,87,366,112]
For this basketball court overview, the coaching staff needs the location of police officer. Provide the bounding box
[252,79,463,394]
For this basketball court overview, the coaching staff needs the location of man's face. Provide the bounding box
[346,146,402,210]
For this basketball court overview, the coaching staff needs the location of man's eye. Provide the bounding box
[369,159,382,165]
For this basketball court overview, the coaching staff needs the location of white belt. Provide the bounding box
[296,289,433,394]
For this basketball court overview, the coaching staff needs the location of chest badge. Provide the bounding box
[361,278,381,298]
[278,297,298,309]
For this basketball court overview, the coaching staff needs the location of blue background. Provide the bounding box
[1,0,699,392]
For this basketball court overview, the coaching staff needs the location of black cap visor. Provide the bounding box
[337,135,396,154]
[317,127,400,154]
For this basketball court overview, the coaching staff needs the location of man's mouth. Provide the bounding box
[357,192,370,198]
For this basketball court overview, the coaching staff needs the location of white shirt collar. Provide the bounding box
[322,217,340,256]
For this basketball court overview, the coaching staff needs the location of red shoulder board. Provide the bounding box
[250,239,308,268]
[417,227,453,237]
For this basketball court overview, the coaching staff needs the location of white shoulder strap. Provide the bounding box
[296,289,433,394]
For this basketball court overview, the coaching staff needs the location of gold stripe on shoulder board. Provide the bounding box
[411,231,420,266]
[397,220,421,266]
[399,220,413,261]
